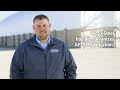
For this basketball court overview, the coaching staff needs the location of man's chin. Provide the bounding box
[39,36,48,40]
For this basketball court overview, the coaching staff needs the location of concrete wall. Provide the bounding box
[14,35,19,47]
[50,30,56,38]
[0,29,81,48]
[19,34,24,44]
[51,29,81,48]
[56,29,66,43]
[25,33,31,40]
[6,35,15,47]
[0,28,118,48]
[0,37,3,47]
[67,29,81,48]
[2,36,7,47]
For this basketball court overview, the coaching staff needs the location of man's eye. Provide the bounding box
[43,25,46,27]
[37,26,41,28]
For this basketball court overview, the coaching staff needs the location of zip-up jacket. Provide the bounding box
[10,35,77,79]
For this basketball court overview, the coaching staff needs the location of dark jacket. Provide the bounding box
[10,35,77,79]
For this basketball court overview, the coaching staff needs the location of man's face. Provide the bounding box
[33,18,51,40]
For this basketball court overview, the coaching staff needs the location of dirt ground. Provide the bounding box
[1,48,120,79]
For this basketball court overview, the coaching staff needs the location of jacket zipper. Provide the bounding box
[44,51,47,79]
[32,44,54,79]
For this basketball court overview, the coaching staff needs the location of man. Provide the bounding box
[10,14,77,79]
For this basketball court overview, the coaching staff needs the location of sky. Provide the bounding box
[0,11,119,24]
[0,11,19,22]
[0,11,81,36]
[0,11,119,36]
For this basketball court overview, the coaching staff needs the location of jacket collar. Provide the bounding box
[30,34,56,47]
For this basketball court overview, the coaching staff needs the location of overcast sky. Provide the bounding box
[0,11,81,36]
[0,11,119,37]
[0,11,19,22]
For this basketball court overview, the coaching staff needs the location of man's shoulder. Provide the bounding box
[17,37,33,48]
[51,37,69,48]
[51,37,65,44]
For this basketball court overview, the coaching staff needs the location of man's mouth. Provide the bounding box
[40,32,46,34]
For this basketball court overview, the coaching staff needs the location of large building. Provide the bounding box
[0,11,81,36]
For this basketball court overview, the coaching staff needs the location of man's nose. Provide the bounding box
[40,26,45,30]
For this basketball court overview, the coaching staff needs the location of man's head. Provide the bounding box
[33,14,51,41]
